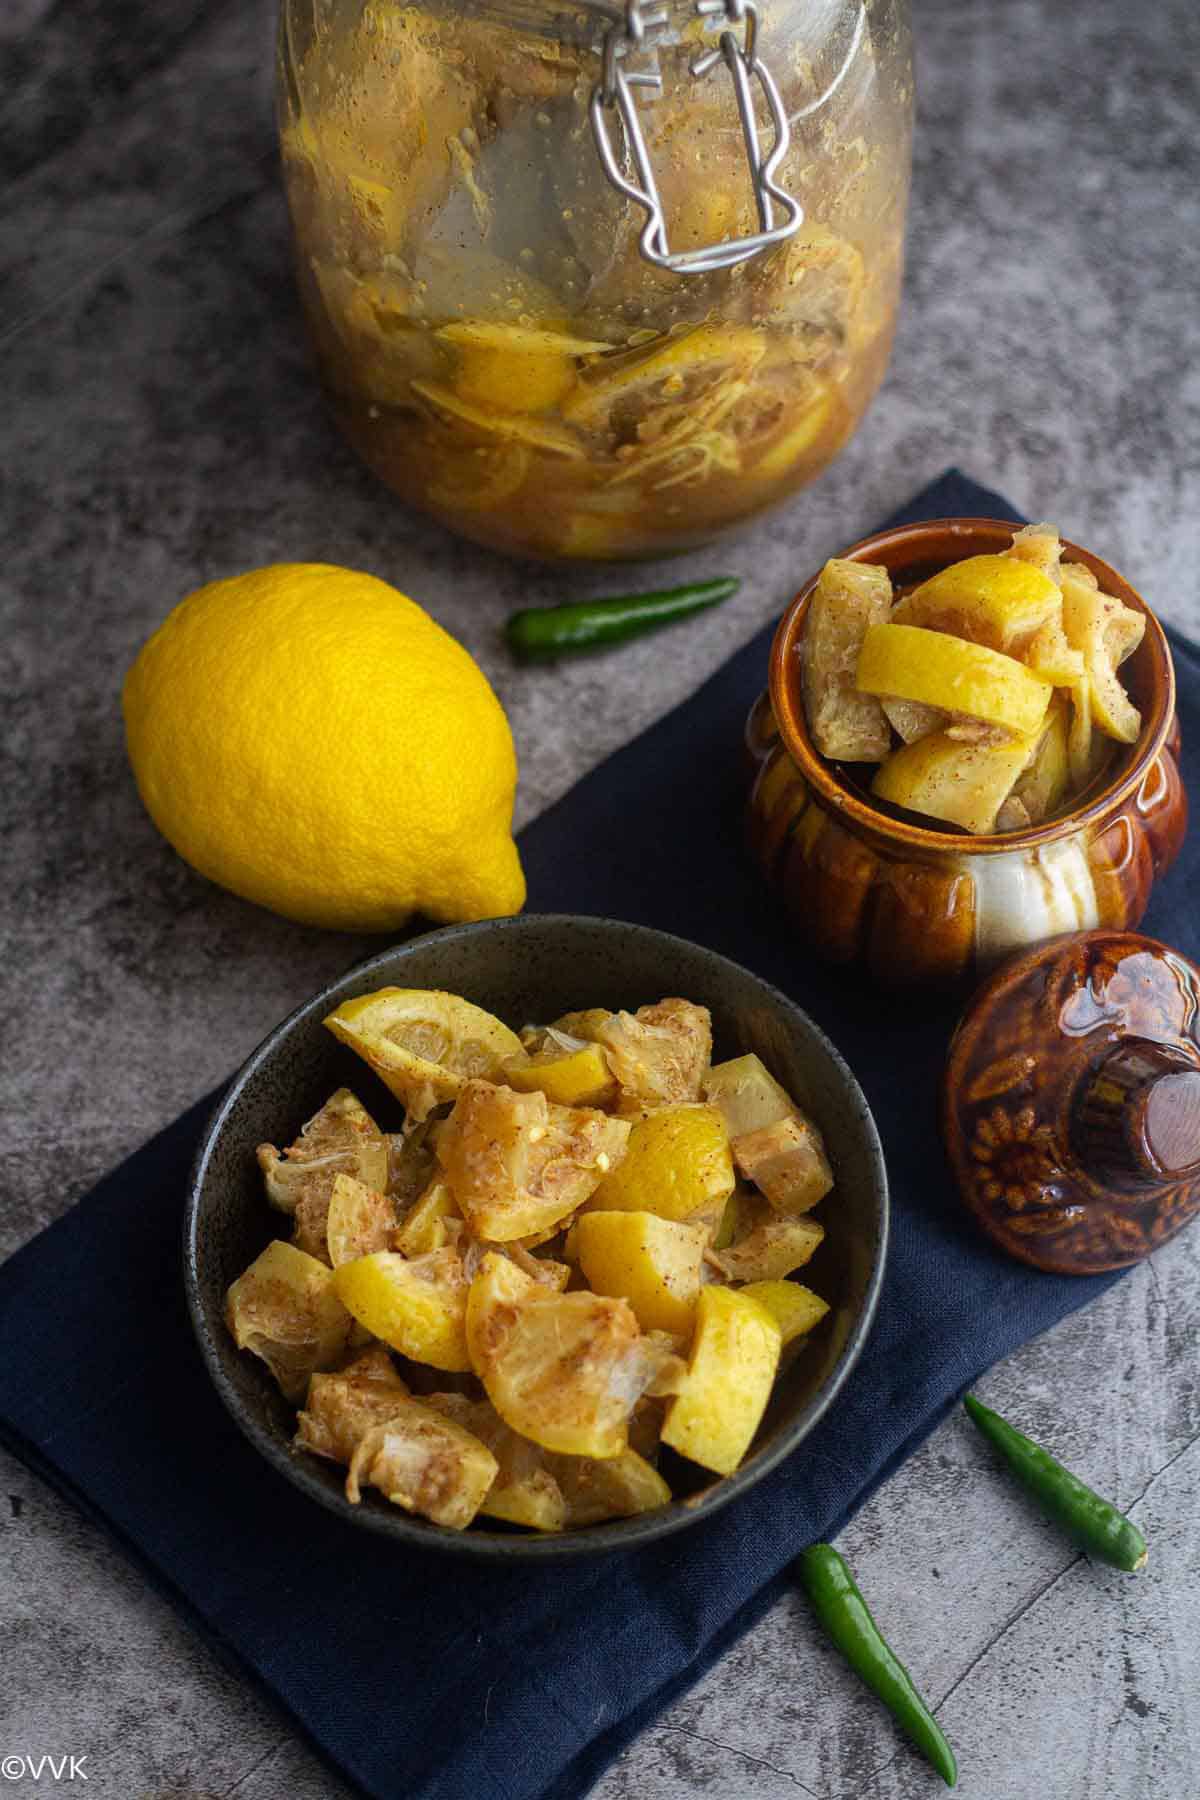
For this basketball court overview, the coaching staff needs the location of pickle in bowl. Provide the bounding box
[223,985,842,1535]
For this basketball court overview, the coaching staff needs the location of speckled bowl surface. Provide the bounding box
[185,914,888,1559]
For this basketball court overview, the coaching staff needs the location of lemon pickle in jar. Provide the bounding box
[279,0,913,560]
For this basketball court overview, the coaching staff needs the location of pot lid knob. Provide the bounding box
[942,930,1200,1274]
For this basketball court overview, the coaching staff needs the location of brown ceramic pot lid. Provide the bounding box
[942,929,1200,1273]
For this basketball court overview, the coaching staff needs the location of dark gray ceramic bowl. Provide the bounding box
[185,915,888,1558]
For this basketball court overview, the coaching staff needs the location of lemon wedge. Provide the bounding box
[872,730,1036,834]
[857,623,1053,738]
[894,554,1061,654]
[325,987,526,1123]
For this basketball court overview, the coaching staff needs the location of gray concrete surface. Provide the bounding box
[2,0,1198,1795]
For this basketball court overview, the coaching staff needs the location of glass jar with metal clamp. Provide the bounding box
[278,0,913,561]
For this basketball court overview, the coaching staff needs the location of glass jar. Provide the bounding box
[278,0,912,561]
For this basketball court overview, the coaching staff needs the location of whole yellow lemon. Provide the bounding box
[122,563,525,930]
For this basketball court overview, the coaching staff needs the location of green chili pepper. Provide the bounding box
[505,576,739,662]
[963,1393,1148,1571]
[799,1544,957,1788]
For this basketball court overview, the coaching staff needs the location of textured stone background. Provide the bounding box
[2,0,1199,1795]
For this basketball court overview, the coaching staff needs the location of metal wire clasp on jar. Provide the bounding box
[587,0,805,273]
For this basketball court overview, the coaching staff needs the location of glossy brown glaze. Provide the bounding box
[942,930,1200,1273]
[745,519,1187,986]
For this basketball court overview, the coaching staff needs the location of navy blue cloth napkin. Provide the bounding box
[2,471,1196,1800]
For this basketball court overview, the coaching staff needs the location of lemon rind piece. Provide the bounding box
[561,325,766,425]
[411,380,586,458]
[437,320,613,356]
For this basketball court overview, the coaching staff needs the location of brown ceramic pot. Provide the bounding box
[942,929,1200,1273]
[745,518,1187,986]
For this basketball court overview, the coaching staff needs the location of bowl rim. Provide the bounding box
[768,516,1176,856]
[184,913,889,1560]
